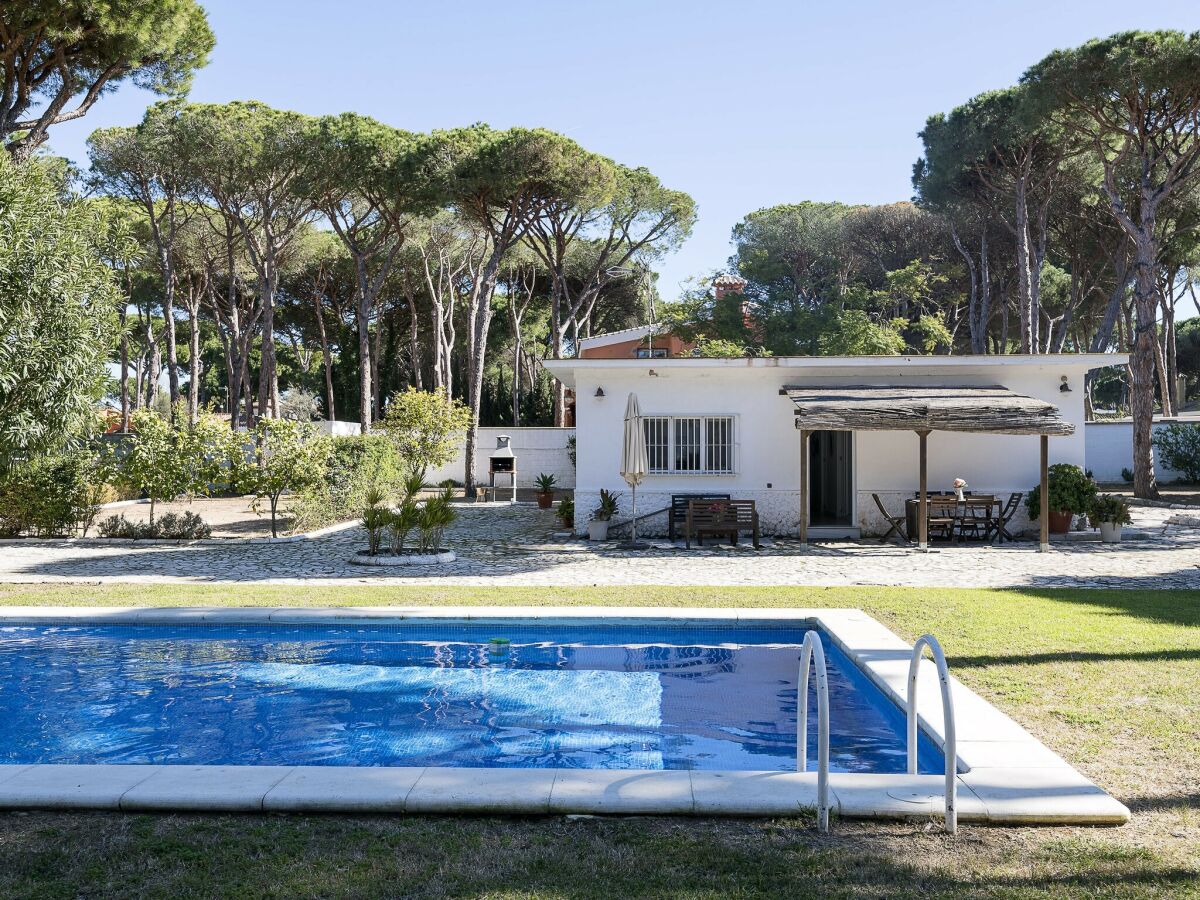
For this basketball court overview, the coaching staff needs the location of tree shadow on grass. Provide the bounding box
[947,647,1200,668]
[0,812,1194,899]
[1012,582,1200,628]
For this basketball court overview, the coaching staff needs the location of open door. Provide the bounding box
[808,430,854,528]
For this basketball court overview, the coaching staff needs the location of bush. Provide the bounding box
[290,434,404,534]
[96,511,211,540]
[1026,464,1097,519]
[1120,467,1134,483]
[1152,423,1200,483]
[0,448,112,537]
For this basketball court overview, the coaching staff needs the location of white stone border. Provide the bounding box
[349,550,457,566]
[0,606,1129,824]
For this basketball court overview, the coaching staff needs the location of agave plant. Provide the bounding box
[361,486,389,556]
[388,500,421,554]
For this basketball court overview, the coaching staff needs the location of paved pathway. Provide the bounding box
[2,503,1198,589]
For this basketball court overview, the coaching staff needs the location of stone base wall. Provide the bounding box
[575,488,1037,538]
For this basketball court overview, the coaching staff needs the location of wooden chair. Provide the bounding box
[992,492,1023,543]
[872,494,910,544]
[957,496,995,542]
[926,498,959,541]
[668,493,730,541]
[684,499,761,549]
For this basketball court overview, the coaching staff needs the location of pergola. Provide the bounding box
[781,385,1076,551]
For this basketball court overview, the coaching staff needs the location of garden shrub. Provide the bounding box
[0,449,111,537]
[1152,423,1200,483]
[290,434,404,533]
[1026,463,1097,519]
[97,511,211,540]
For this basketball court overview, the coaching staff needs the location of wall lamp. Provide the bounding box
[594,387,605,398]
[1059,376,1072,393]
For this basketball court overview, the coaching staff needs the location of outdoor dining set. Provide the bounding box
[873,492,1024,545]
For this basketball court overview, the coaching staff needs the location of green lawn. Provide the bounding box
[0,583,1196,899]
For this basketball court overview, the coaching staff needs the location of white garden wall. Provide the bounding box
[424,427,576,488]
[1084,418,1191,484]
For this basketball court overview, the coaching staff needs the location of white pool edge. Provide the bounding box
[0,606,1130,825]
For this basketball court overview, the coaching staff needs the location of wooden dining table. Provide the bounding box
[905,495,1000,543]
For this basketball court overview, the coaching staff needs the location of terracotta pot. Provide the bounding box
[536,491,554,509]
[1048,510,1073,534]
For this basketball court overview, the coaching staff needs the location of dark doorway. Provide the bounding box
[808,430,853,527]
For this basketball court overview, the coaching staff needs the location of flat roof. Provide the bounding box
[783,384,1074,436]
[540,353,1128,388]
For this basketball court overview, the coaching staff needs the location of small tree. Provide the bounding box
[243,419,331,538]
[380,388,471,481]
[121,409,192,525]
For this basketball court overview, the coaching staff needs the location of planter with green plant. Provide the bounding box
[1026,463,1097,534]
[589,489,620,541]
[534,473,557,509]
[556,497,574,531]
[353,484,458,566]
[1089,493,1132,544]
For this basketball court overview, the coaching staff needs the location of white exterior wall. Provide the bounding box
[1085,419,1191,483]
[425,427,576,488]
[316,420,363,437]
[568,358,1101,537]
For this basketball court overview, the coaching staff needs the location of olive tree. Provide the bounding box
[0,1,213,160]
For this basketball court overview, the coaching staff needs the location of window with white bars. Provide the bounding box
[643,416,735,474]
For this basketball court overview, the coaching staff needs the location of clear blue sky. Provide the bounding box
[46,0,1199,299]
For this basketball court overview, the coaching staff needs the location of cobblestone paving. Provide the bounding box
[1,503,1198,589]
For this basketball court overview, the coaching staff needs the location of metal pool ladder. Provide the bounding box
[907,634,958,834]
[797,631,831,832]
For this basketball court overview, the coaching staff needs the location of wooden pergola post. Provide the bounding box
[917,429,930,551]
[799,429,811,546]
[1040,434,1049,552]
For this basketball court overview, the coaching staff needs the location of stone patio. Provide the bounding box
[1,502,1198,589]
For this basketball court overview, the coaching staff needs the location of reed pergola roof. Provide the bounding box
[781,385,1074,436]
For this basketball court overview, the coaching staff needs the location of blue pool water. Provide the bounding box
[0,623,942,773]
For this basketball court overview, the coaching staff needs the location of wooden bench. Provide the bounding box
[668,493,730,542]
[684,499,761,549]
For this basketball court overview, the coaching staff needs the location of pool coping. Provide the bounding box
[0,606,1130,825]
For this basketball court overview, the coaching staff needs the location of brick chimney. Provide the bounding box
[713,273,756,335]
[713,273,747,301]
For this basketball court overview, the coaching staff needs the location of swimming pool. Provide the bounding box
[0,622,942,774]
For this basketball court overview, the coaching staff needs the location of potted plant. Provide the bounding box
[1090,494,1132,544]
[534,473,557,509]
[1026,464,1097,534]
[588,488,620,541]
[556,497,574,530]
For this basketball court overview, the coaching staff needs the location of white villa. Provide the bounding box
[542,352,1127,542]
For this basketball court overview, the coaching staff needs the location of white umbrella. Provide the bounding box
[621,393,648,546]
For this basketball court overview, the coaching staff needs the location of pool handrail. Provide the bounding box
[797,630,831,832]
[906,633,957,835]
